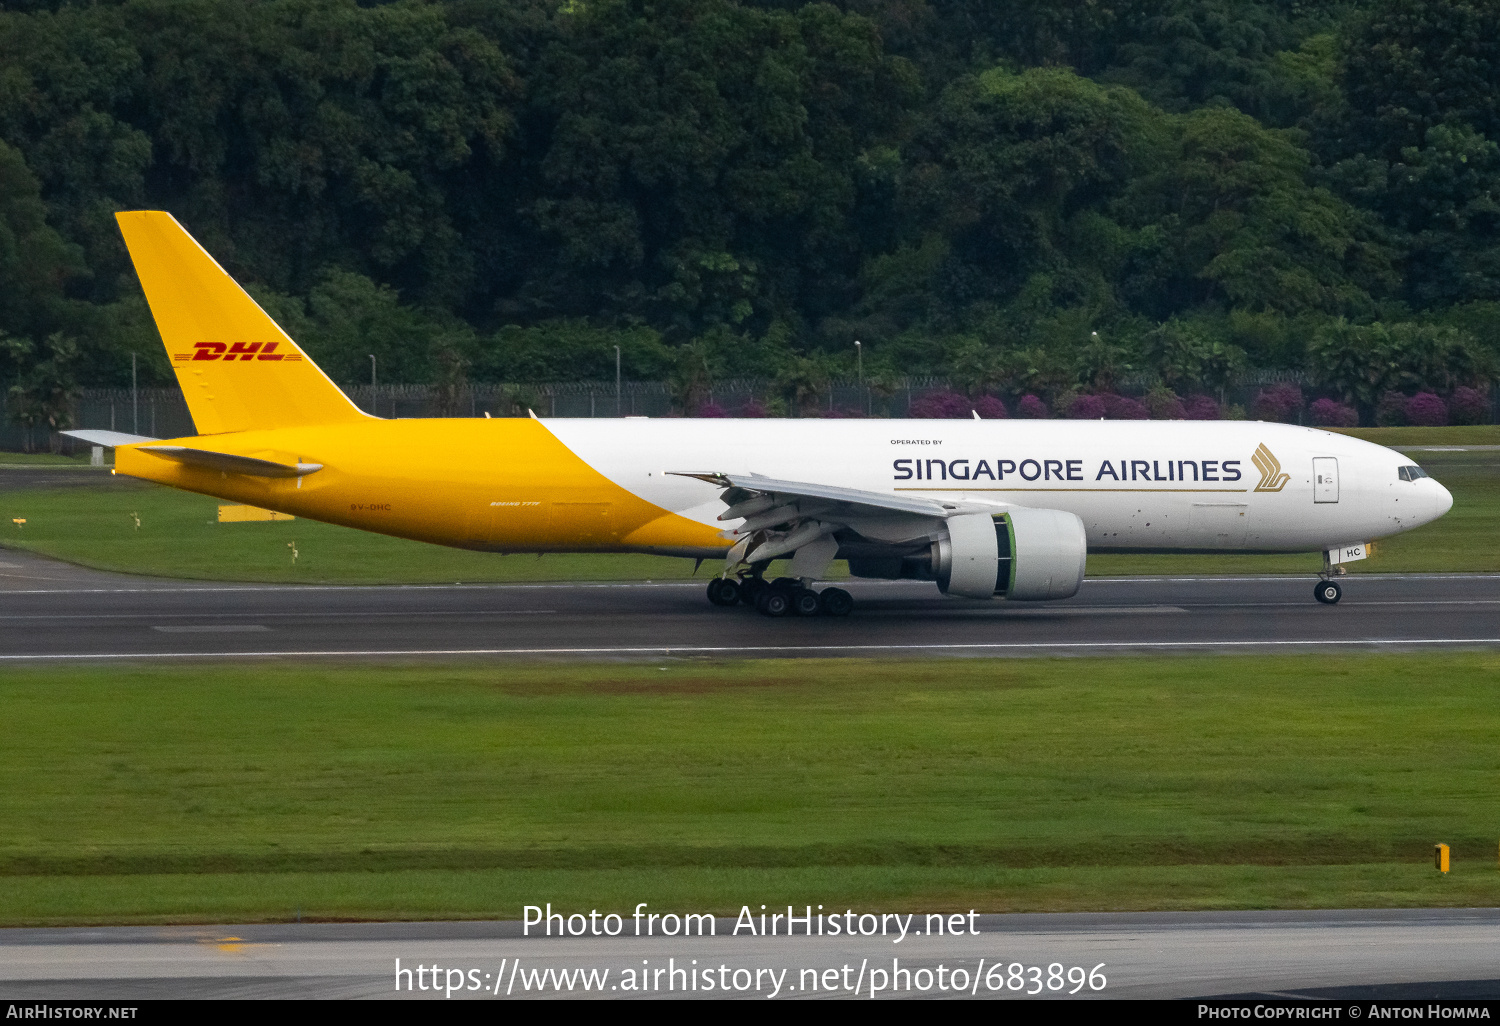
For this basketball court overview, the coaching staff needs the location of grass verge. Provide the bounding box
[1329,425,1500,446]
[2,654,1497,924]
[0,452,94,467]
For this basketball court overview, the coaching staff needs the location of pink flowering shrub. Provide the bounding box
[1067,394,1107,419]
[1251,383,1303,423]
[1184,395,1220,420]
[737,399,769,418]
[1450,386,1490,426]
[973,395,1009,419]
[1309,397,1358,427]
[1404,392,1447,427]
[909,390,972,418]
[1102,393,1149,419]
[695,401,728,417]
[1017,394,1049,418]
[1008,396,1044,420]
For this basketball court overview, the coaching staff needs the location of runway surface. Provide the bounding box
[0,548,1498,661]
[2,909,1498,1000]
[5,444,1497,662]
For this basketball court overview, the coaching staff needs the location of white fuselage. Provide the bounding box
[547,418,1452,553]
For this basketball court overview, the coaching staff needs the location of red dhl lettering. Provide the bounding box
[178,341,287,362]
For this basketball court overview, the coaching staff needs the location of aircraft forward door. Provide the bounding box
[1313,457,1339,503]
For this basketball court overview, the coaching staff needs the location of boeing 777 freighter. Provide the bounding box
[65,212,1453,615]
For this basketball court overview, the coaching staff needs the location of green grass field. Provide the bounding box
[0,452,94,467]
[3,654,1499,925]
[1,438,1494,582]
[1331,425,1500,446]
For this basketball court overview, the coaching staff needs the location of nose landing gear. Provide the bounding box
[1314,551,1344,604]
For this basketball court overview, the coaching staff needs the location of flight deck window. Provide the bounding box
[1397,465,1428,481]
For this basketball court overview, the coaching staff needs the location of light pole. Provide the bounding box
[368,354,377,416]
[614,345,621,417]
[855,340,864,415]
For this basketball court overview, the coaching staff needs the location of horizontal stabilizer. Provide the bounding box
[139,445,323,478]
[59,429,159,448]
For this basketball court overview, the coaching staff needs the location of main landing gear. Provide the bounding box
[705,575,854,617]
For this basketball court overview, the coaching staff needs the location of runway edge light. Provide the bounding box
[1435,843,1450,873]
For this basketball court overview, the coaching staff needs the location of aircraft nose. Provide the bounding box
[1433,480,1454,518]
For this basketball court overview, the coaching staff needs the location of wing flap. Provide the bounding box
[670,471,1002,522]
[669,470,1009,568]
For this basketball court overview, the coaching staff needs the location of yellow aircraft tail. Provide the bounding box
[115,210,368,435]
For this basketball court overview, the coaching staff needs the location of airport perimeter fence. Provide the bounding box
[2,372,1494,454]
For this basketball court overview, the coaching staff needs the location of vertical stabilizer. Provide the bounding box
[115,210,368,434]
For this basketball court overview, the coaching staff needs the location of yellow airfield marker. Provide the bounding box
[1435,843,1450,873]
[219,504,294,523]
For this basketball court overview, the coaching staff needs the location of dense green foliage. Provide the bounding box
[0,0,1496,420]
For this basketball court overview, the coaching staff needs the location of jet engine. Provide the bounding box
[849,508,1087,600]
[935,508,1087,599]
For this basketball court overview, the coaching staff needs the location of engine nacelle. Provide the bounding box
[932,508,1087,600]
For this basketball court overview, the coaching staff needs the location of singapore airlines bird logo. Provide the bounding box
[1251,443,1291,492]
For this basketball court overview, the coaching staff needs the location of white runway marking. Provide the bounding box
[3,910,1498,1000]
[151,625,270,633]
[1173,599,1500,609]
[0,581,712,595]
[5,609,557,622]
[3,637,1499,660]
[1083,573,1500,583]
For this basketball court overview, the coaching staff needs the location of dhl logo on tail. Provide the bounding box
[1251,443,1291,492]
[173,341,304,363]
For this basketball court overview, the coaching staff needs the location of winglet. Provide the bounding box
[666,471,732,487]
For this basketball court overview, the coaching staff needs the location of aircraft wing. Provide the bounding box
[669,470,1009,565]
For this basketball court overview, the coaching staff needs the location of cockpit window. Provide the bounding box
[1398,465,1429,481]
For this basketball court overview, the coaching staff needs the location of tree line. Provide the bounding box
[1,0,1496,429]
